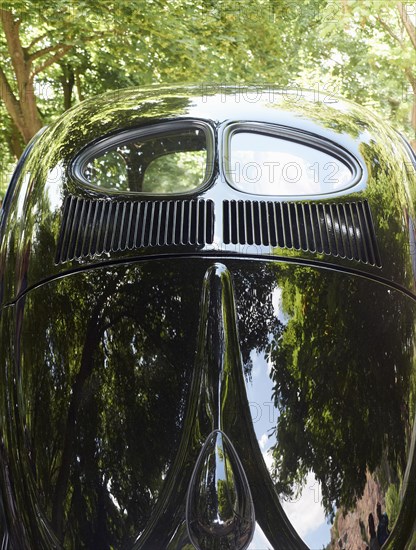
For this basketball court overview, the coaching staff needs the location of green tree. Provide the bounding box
[1,0,415,200]
[315,1,416,144]
[0,0,326,198]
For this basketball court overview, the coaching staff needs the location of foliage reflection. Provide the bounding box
[262,265,415,523]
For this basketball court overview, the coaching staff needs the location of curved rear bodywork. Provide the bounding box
[1,86,416,549]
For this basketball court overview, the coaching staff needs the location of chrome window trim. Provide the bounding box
[222,122,363,197]
[70,119,215,197]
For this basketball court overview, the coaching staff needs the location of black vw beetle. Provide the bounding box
[0,86,415,549]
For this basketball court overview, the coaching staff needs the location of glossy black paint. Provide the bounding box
[1,258,416,548]
[1,86,416,549]
[1,87,416,307]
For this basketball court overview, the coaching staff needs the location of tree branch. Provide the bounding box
[31,45,73,79]
[376,14,403,46]
[405,67,416,93]
[397,2,416,50]
[27,32,48,51]
[29,42,72,63]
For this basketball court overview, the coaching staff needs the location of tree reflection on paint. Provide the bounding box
[266,264,414,519]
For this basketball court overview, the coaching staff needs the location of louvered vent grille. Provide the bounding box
[56,197,214,263]
[223,200,381,267]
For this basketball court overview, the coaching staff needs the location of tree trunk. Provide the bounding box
[75,70,84,102]
[60,63,74,111]
[0,9,43,144]
[9,119,24,159]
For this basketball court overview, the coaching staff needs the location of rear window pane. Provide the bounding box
[82,127,209,194]
[227,132,355,196]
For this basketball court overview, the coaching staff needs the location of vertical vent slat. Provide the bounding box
[132,202,141,249]
[349,203,361,260]
[331,204,344,258]
[100,202,112,253]
[281,203,290,248]
[337,204,351,260]
[223,201,230,244]
[187,201,192,244]
[66,197,81,261]
[85,201,98,257]
[245,201,254,245]
[195,201,201,245]
[344,204,358,260]
[221,199,381,267]
[109,202,120,252]
[80,200,93,257]
[288,204,298,249]
[124,201,134,250]
[267,202,277,247]
[259,202,269,246]
[363,200,381,267]
[201,201,206,245]
[172,201,179,245]
[309,204,321,253]
[275,203,284,247]
[296,204,308,252]
[90,201,104,256]
[74,198,88,259]
[180,201,187,245]
[253,202,261,245]
[178,202,185,246]
[142,202,151,247]
[157,201,166,246]
[303,204,315,253]
[237,201,244,245]
[324,204,337,256]
[354,202,370,263]
[359,201,375,265]
[150,202,158,246]
[319,204,331,255]
[57,197,214,263]
[118,202,128,251]
[230,201,238,244]
[206,200,214,244]
[165,201,172,246]
[317,204,326,253]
